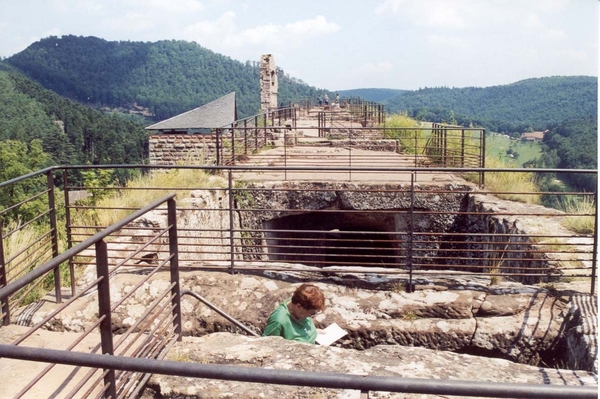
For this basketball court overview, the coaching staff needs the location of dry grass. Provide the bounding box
[558,195,596,234]
[2,219,59,304]
[481,157,540,204]
[73,168,227,229]
[3,220,41,282]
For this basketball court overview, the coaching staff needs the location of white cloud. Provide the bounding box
[521,13,566,41]
[375,0,405,15]
[123,0,204,13]
[427,34,464,47]
[184,10,236,40]
[357,61,394,74]
[374,0,573,32]
[226,23,280,46]
[74,0,206,37]
[52,0,103,13]
[375,0,467,29]
[183,13,339,50]
[284,15,340,37]
[103,12,156,33]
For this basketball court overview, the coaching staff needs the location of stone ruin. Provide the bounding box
[260,53,278,112]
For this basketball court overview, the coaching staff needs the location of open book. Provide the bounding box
[316,323,348,346]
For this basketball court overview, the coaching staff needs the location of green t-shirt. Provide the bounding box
[262,300,317,344]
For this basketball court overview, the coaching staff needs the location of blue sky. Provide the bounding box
[0,0,597,90]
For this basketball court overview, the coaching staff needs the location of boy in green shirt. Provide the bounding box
[262,284,326,344]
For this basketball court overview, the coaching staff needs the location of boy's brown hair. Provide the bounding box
[291,283,325,311]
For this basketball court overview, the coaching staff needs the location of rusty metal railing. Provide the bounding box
[0,344,596,398]
[44,164,597,296]
[0,193,181,398]
[0,164,597,397]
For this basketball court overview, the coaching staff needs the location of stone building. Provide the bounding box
[145,54,279,165]
[145,92,237,165]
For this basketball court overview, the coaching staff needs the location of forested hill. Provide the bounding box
[0,65,147,167]
[4,35,327,121]
[381,76,597,133]
[337,88,405,103]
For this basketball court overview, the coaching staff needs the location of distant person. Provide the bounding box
[263,283,326,344]
[318,96,323,107]
[324,94,329,106]
[335,93,340,104]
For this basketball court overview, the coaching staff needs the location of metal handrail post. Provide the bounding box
[47,171,61,303]
[414,130,418,169]
[231,128,236,166]
[167,197,182,340]
[443,127,448,167]
[480,129,486,188]
[0,218,9,325]
[284,125,288,180]
[62,169,76,296]
[591,188,598,296]
[461,129,465,167]
[216,129,221,166]
[254,116,258,150]
[348,127,352,181]
[244,122,248,156]
[228,170,235,274]
[95,239,116,398]
[293,106,297,128]
[407,173,415,293]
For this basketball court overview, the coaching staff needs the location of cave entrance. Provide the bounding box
[263,211,404,268]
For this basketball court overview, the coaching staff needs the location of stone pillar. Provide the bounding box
[260,54,278,112]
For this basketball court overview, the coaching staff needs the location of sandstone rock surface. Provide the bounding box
[37,266,596,371]
[144,332,596,398]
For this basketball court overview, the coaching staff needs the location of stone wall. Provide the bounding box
[445,193,590,284]
[232,181,471,265]
[149,134,218,165]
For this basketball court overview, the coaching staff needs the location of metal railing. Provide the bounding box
[215,125,485,178]
[0,192,181,398]
[0,164,597,397]
[0,344,596,398]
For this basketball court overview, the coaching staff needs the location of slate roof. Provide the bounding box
[145,92,237,131]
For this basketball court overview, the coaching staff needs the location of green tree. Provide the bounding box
[0,139,52,220]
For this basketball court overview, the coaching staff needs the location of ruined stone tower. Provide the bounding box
[260,54,278,112]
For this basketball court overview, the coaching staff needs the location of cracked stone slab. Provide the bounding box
[144,332,597,399]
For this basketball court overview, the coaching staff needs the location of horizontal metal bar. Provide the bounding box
[181,289,259,337]
[0,345,595,398]
[0,193,176,301]
[53,164,598,175]
[0,167,55,189]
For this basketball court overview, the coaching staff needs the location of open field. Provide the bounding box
[486,133,543,166]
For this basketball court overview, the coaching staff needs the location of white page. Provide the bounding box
[316,323,347,346]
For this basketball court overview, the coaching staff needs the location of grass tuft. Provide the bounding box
[74,168,227,228]
[558,195,596,234]
[481,157,540,204]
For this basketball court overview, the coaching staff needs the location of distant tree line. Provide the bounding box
[372,76,597,134]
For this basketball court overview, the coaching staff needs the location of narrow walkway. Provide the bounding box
[236,106,466,184]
